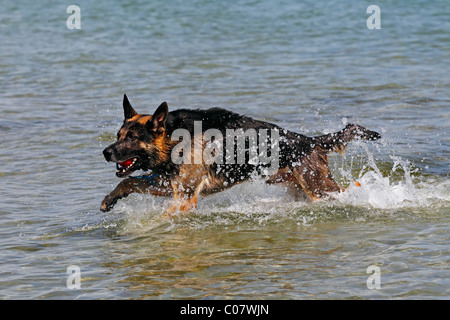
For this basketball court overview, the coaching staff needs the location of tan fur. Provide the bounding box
[127,114,152,125]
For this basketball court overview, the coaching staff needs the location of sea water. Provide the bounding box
[0,0,448,299]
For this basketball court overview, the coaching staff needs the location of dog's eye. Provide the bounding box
[126,132,136,141]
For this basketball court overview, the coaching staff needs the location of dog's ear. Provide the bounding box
[123,94,137,120]
[150,102,168,132]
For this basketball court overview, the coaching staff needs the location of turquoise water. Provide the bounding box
[0,0,448,299]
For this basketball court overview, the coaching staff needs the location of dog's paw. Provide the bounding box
[161,199,197,218]
[100,195,118,212]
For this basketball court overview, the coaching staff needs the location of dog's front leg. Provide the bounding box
[100,175,172,212]
[161,166,206,218]
[162,194,199,218]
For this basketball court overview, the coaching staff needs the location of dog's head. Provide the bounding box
[103,94,170,177]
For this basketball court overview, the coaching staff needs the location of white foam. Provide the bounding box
[335,170,415,209]
[116,146,449,232]
[334,151,449,209]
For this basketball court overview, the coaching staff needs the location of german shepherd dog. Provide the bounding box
[101,95,380,216]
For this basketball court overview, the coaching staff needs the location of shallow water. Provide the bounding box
[0,0,449,299]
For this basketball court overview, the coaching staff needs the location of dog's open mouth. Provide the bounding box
[116,157,140,177]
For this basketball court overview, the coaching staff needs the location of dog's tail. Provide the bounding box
[313,124,381,154]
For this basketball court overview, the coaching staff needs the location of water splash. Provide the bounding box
[334,144,449,209]
[114,143,449,233]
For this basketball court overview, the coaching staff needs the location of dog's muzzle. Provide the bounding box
[103,146,114,162]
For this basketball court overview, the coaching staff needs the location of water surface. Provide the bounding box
[0,0,448,299]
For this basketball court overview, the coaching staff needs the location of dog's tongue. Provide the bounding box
[120,159,133,168]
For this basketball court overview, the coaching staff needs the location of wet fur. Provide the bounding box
[101,95,381,215]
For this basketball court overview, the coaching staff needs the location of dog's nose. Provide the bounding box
[103,147,113,161]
